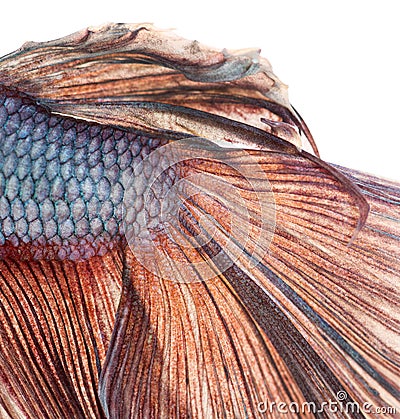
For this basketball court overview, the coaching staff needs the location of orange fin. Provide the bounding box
[0,249,123,417]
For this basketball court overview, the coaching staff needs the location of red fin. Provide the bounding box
[0,249,123,418]
[0,23,308,151]
[100,142,400,415]
[99,250,315,417]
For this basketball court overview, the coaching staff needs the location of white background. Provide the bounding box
[0,0,398,180]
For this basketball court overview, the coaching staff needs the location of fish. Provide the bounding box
[0,23,399,418]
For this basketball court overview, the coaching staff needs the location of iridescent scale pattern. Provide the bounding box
[0,88,167,260]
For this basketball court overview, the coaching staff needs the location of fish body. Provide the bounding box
[0,86,169,261]
[0,24,399,419]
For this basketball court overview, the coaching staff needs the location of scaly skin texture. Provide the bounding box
[0,86,167,261]
[1,25,400,418]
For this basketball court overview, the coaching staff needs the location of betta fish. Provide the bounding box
[0,23,399,418]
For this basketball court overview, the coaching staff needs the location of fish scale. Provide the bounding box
[0,86,168,261]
